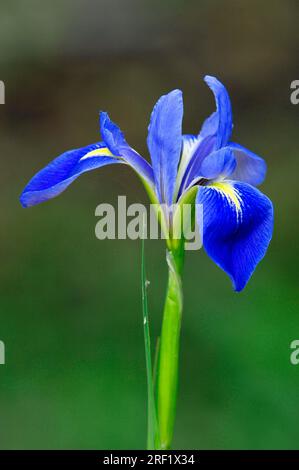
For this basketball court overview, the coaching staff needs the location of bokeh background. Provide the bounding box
[0,0,298,449]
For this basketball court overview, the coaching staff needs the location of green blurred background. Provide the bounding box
[0,0,298,449]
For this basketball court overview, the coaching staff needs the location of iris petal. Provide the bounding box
[147,89,183,205]
[180,135,200,174]
[177,135,215,198]
[228,142,267,186]
[177,76,233,198]
[204,75,233,148]
[20,143,119,207]
[200,147,236,180]
[196,181,273,291]
[198,111,218,140]
[182,147,237,193]
[174,134,199,198]
[100,112,154,185]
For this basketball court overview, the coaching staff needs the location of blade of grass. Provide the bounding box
[141,217,159,449]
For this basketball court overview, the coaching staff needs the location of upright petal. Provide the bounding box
[100,112,154,185]
[20,143,119,207]
[196,181,273,291]
[177,136,218,197]
[204,75,233,148]
[228,142,267,186]
[198,111,218,140]
[180,135,200,177]
[177,76,233,199]
[147,90,183,205]
[174,134,200,199]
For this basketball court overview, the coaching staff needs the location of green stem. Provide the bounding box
[156,246,184,449]
[141,219,158,450]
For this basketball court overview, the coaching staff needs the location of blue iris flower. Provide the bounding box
[20,76,273,291]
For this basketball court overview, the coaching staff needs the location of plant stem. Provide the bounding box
[141,221,158,450]
[156,247,184,449]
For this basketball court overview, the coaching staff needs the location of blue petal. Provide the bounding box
[200,148,236,180]
[204,75,233,148]
[20,143,119,207]
[177,135,216,197]
[175,134,200,198]
[180,147,236,194]
[181,135,200,170]
[147,90,183,205]
[100,112,154,185]
[198,111,218,140]
[196,181,273,291]
[228,142,267,186]
[100,112,127,154]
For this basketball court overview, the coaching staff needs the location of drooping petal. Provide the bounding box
[147,89,183,205]
[100,112,154,185]
[203,75,233,148]
[20,143,119,207]
[228,142,267,186]
[196,181,273,291]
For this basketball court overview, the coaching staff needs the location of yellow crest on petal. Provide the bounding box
[209,181,242,215]
[80,147,113,161]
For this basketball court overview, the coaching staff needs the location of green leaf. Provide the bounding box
[141,218,159,449]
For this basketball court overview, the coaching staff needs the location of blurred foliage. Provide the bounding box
[0,0,298,449]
